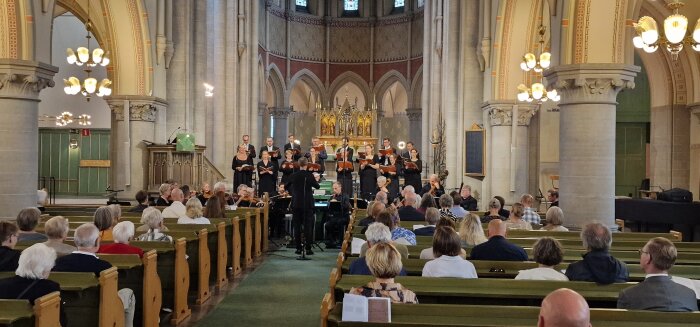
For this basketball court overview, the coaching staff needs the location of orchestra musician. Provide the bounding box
[403,148,423,192]
[257,150,278,197]
[234,185,261,207]
[307,147,325,176]
[336,137,354,197]
[376,176,393,204]
[379,137,398,165]
[358,144,379,200]
[232,144,254,192]
[259,137,281,167]
[196,182,213,206]
[283,134,302,161]
[420,173,445,197]
[381,153,401,201]
[324,182,352,249]
[241,134,256,160]
[280,149,299,185]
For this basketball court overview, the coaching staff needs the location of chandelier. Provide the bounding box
[64,2,112,101]
[47,112,92,127]
[517,25,560,103]
[632,0,700,60]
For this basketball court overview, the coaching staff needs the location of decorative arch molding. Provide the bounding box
[410,66,423,109]
[257,55,266,104]
[328,71,371,107]
[374,70,409,104]
[287,68,325,107]
[266,63,286,108]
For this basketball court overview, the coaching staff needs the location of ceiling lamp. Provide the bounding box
[45,111,92,127]
[632,0,700,60]
[55,112,74,126]
[517,24,559,104]
[77,114,92,126]
[64,1,112,101]
[517,83,560,103]
[520,27,552,73]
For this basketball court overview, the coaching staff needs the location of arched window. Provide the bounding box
[395,0,405,7]
[343,0,359,17]
[296,0,308,13]
[417,0,424,8]
[392,0,405,14]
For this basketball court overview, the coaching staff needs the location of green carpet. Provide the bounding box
[196,248,338,326]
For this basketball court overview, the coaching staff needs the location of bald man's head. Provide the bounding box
[538,288,591,327]
[487,219,507,238]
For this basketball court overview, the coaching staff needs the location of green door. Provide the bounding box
[615,123,647,197]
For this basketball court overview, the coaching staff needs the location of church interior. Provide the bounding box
[2,0,700,325]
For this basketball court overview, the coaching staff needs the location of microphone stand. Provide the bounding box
[297,173,311,260]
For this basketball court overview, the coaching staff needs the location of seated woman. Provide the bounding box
[419,217,468,259]
[0,221,20,271]
[422,226,478,278]
[179,198,211,224]
[349,242,418,304]
[42,216,77,257]
[459,213,488,248]
[16,208,47,242]
[515,237,568,280]
[540,206,568,231]
[204,195,226,219]
[136,208,173,242]
[352,223,408,274]
[0,243,66,326]
[99,221,145,258]
[93,206,115,241]
[482,198,507,223]
[506,203,532,230]
[417,193,437,215]
[383,207,416,246]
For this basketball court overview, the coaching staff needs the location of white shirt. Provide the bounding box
[162,201,187,218]
[37,189,47,206]
[422,255,478,279]
[671,276,700,299]
[177,216,211,225]
[515,267,568,281]
[419,247,435,260]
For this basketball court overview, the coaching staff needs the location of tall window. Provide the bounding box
[395,0,405,7]
[344,0,359,11]
[392,0,405,14]
[296,0,308,13]
[295,0,307,5]
[417,0,424,8]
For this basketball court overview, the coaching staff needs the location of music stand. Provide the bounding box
[354,198,368,209]
[270,197,292,248]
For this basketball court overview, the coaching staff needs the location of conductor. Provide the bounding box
[285,157,320,255]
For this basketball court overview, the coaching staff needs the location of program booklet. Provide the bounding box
[342,293,391,323]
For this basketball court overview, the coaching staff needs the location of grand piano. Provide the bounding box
[615,198,700,241]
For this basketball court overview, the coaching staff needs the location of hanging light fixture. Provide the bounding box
[632,0,700,60]
[64,1,112,101]
[517,24,559,103]
[77,114,92,126]
[44,112,91,127]
[520,26,552,73]
[55,112,74,126]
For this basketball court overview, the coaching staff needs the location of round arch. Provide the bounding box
[328,71,371,108]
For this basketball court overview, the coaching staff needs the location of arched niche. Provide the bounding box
[266,64,286,108]
[379,81,408,118]
[328,71,371,109]
[287,69,325,107]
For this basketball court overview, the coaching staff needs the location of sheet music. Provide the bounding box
[342,293,368,322]
[351,237,366,255]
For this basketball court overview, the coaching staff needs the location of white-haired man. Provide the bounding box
[162,188,186,219]
[350,223,408,275]
[397,192,424,221]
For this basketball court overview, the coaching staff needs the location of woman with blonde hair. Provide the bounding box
[350,242,418,304]
[458,213,487,247]
[179,198,211,224]
[43,216,77,257]
[506,203,532,230]
[541,206,568,231]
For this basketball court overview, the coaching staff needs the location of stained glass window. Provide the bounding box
[344,0,358,11]
[395,0,405,7]
[295,0,307,6]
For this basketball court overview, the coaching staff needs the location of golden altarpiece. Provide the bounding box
[315,95,378,159]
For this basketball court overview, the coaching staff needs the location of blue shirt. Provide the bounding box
[391,227,417,245]
[450,206,468,218]
[522,207,541,224]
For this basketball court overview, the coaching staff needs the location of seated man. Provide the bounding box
[565,222,628,284]
[438,194,459,222]
[374,191,388,206]
[538,288,591,327]
[128,190,150,213]
[351,223,408,274]
[458,184,478,211]
[449,191,468,218]
[397,193,424,221]
[617,237,698,311]
[520,193,541,224]
[420,174,445,197]
[358,202,386,234]
[324,182,352,248]
[469,220,528,261]
[53,223,136,327]
[547,189,559,207]
[414,206,440,236]
[162,188,186,218]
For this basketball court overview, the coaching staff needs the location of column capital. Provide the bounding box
[105,95,168,122]
[481,101,538,126]
[0,59,57,100]
[405,107,422,121]
[544,64,639,105]
[258,102,268,116]
[269,107,293,118]
[687,103,700,122]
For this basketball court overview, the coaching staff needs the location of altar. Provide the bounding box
[314,96,378,159]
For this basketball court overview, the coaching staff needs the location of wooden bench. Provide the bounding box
[164,229,211,305]
[320,297,700,327]
[0,292,61,327]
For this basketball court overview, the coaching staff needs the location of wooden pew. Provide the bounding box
[165,229,211,305]
[321,298,700,327]
[0,292,61,327]
[233,208,263,259]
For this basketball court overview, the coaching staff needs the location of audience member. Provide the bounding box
[494,195,510,218]
[417,193,437,215]
[42,216,77,257]
[414,207,439,236]
[16,207,47,242]
[458,213,488,247]
[458,184,478,211]
[37,188,48,212]
[181,185,192,202]
[541,206,568,231]
[374,191,388,206]
[93,206,115,241]
[0,221,20,271]
[470,220,528,261]
[506,203,532,230]
[617,237,698,311]
[349,242,418,304]
[352,223,408,274]
[397,193,424,221]
[155,183,171,206]
[449,191,468,218]
[565,222,629,284]
[137,208,173,242]
[422,226,477,278]
[179,198,211,224]
[162,188,187,219]
[482,198,506,223]
[420,174,444,197]
[129,190,150,213]
[515,237,568,280]
[538,288,591,327]
[438,194,459,222]
[520,194,541,224]
[379,209,416,246]
[548,189,559,207]
[53,223,136,327]
[99,221,145,258]
[359,202,386,234]
[203,195,226,219]
[0,243,65,326]
[420,218,467,259]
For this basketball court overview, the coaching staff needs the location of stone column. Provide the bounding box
[258,102,269,142]
[482,101,537,204]
[406,108,422,152]
[688,105,700,198]
[270,107,292,146]
[545,64,639,230]
[107,96,167,199]
[0,60,57,218]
